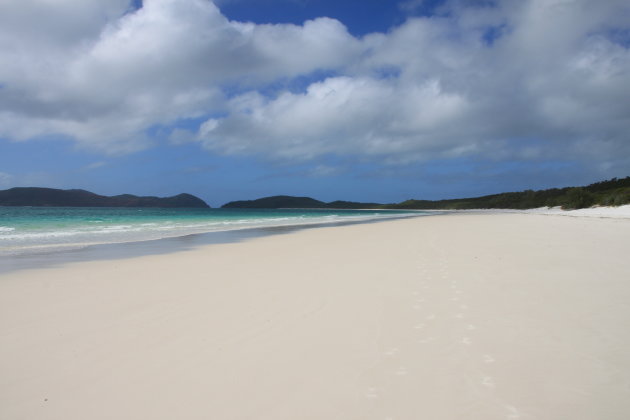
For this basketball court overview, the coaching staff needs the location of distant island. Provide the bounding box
[0,187,210,208]
[3,177,628,210]
[223,176,630,210]
[222,196,381,210]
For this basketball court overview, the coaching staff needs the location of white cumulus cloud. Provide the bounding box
[195,0,630,170]
[0,0,359,153]
[199,76,470,162]
[0,0,628,173]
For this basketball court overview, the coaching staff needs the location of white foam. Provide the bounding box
[1,211,424,256]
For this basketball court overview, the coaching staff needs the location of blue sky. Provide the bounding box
[0,0,629,207]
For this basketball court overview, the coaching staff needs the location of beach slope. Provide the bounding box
[1,213,629,419]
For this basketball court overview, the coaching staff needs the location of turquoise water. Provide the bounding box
[0,207,422,256]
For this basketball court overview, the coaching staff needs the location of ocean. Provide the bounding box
[0,207,424,257]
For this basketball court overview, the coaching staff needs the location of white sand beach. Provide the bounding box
[2,212,630,420]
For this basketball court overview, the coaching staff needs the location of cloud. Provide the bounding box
[83,161,107,170]
[398,0,427,13]
[0,0,629,174]
[168,128,198,145]
[198,76,470,162]
[0,0,359,153]
[307,165,343,178]
[195,0,630,170]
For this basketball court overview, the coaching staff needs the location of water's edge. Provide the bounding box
[1,213,429,275]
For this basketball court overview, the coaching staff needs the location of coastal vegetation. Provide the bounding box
[222,176,630,210]
[221,195,381,210]
[2,177,628,210]
[385,176,630,210]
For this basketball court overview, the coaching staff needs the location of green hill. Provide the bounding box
[221,176,630,210]
[385,176,630,210]
[222,195,327,209]
[0,187,210,208]
[221,195,381,209]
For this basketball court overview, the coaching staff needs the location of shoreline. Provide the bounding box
[0,213,428,275]
[2,212,629,419]
[4,204,629,274]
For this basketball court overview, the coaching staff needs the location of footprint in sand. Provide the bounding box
[384,347,399,357]
[395,367,408,376]
[481,376,495,388]
[365,387,378,399]
[505,405,521,419]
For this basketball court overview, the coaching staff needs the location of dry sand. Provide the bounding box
[1,213,630,420]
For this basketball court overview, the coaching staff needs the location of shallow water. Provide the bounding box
[0,207,423,257]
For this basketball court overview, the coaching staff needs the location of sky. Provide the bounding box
[0,0,629,207]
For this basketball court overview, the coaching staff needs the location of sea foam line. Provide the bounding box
[0,212,422,256]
